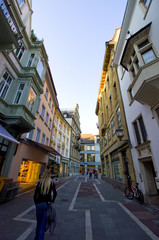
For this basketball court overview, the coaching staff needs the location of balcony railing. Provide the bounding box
[0,0,22,39]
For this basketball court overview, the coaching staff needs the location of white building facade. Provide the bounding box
[114,0,159,203]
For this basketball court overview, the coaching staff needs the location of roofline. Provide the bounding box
[114,0,136,65]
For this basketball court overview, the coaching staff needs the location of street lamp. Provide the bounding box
[115,128,132,148]
[115,128,124,141]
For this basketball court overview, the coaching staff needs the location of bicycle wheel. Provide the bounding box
[137,190,144,204]
[125,187,134,200]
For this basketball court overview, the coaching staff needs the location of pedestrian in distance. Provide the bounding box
[34,170,57,240]
[89,170,92,179]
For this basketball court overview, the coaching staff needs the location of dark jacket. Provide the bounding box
[34,180,57,205]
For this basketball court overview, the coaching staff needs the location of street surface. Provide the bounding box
[0,176,159,240]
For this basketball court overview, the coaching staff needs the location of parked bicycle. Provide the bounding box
[125,178,144,204]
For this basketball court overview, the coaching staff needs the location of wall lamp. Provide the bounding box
[115,128,132,148]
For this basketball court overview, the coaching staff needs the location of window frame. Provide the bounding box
[17,0,25,7]
[27,87,36,112]
[40,104,45,119]
[133,115,148,145]
[35,128,41,142]
[14,40,25,61]
[0,71,13,100]
[13,83,25,104]
[27,53,35,67]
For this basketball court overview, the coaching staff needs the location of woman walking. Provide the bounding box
[34,170,57,240]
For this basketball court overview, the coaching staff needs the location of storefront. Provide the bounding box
[10,139,60,184]
[18,160,41,183]
[0,124,19,177]
[111,151,122,182]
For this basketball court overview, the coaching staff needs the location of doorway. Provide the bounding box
[141,159,158,196]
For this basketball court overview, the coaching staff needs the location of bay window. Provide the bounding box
[37,58,44,77]
[0,71,12,99]
[27,88,36,111]
[14,83,25,104]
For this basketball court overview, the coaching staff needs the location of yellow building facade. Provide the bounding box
[51,108,72,176]
[96,29,136,190]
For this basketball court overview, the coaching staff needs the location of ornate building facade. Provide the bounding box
[96,28,135,191]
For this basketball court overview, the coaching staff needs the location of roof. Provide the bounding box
[0,124,19,144]
[21,139,61,156]
[81,134,94,144]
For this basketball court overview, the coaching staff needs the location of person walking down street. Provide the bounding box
[34,170,57,240]
[89,170,92,179]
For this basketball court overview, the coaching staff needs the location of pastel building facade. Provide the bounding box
[61,104,81,175]
[51,107,72,176]
[0,0,49,183]
[80,134,101,174]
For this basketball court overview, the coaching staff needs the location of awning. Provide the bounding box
[22,139,61,156]
[0,124,19,144]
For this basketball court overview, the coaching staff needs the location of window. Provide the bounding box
[37,58,44,77]
[57,145,60,153]
[49,97,51,106]
[64,125,66,132]
[0,71,12,99]
[113,83,117,99]
[116,107,122,127]
[41,133,45,144]
[17,0,24,7]
[87,154,95,162]
[40,105,45,119]
[35,128,41,142]
[62,136,65,143]
[66,149,68,157]
[45,88,48,99]
[61,148,64,155]
[51,104,54,113]
[141,0,151,8]
[15,40,25,61]
[107,77,110,90]
[58,132,61,140]
[111,117,116,136]
[49,118,52,130]
[14,83,25,104]
[133,116,147,145]
[109,96,112,110]
[122,24,156,82]
[138,116,147,142]
[141,49,156,64]
[45,138,49,146]
[45,112,49,125]
[26,124,35,140]
[27,53,35,67]
[101,113,104,125]
[27,88,36,111]
[59,121,62,129]
[37,98,41,112]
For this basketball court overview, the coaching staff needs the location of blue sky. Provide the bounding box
[32,0,127,135]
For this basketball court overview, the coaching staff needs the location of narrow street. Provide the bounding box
[0,176,159,240]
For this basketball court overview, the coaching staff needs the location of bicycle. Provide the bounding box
[125,180,144,204]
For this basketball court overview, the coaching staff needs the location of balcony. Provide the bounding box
[132,59,159,107]
[0,0,22,50]
[0,101,35,134]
